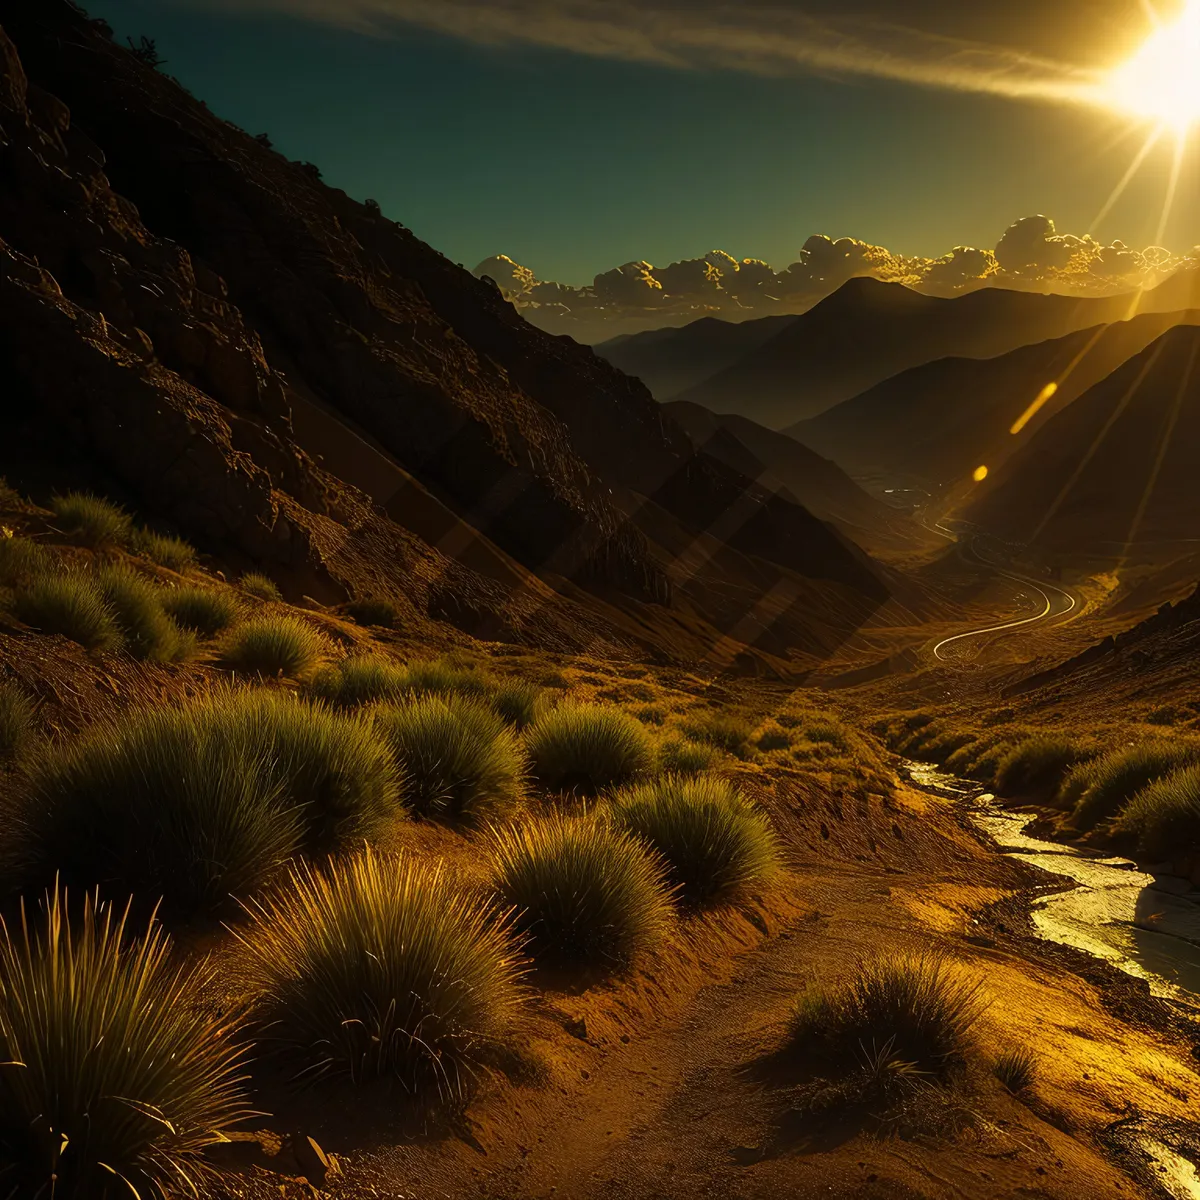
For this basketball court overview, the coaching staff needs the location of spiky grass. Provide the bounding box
[525,703,654,796]
[11,572,122,651]
[995,735,1096,796]
[489,813,671,966]
[993,1046,1037,1094]
[0,679,35,759]
[161,585,239,637]
[490,679,544,729]
[49,491,132,549]
[95,564,186,662]
[343,597,399,628]
[238,571,282,602]
[219,615,327,679]
[1064,741,1200,831]
[399,658,495,700]
[789,954,985,1079]
[237,849,525,1091]
[1111,764,1200,861]
[373,695,525,823]
[608,775,779,904]
[0,534,52,587]
[131,528,197,572]
[0,886,249,1199]
[657,737,718,775]
[680,711,755,759]
[311,655,407,710]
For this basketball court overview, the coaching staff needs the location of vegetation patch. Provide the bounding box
[995,735,1097,797]
[11,572,122,652]
[238,849,524,1090]
[681,711,755,759]
[657,737,718,775]
[238,571,282,602]
[1111,764,1200,860]
[399,658,494,700]
[96,564,188,662]
[219,616,327,679]
[49,492,132,549]
[0,534,52,587]
[993,1046,1036,1095]
[0,679,35,759]
[162,585,240,637]
[132,528,197,572]
[311,655,407,710]
[526,703,654,796]
[489,679,544,729]
[1064,741,1200,831]
[343,596,399,628]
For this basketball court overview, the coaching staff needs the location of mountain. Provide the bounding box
[594,313,796,400]
[790,309,1200,485]
[0,2,900,670]
[964,324,1200,560]
[673,273,1200,428]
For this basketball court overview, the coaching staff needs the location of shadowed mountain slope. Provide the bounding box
[672,272,1200,429]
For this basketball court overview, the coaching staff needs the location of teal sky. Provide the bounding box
[91,0,1199,285]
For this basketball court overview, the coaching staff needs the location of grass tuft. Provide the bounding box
[238,571,282,602]
[680,711,755,759]
[95,564,185,662]
[311,656,407,709]
[343,597,399,628]
[490,679,544,729]
[374,695,524,823]
[993,1046,1037,1094]
[161,586,240,637]
[399,658,494,700]
[0,886,249,1199]
[1111,764,1200,861]
[657,737,718,775]
[219,616,327,679]
[237,849,525,1091]
[609,775,779,904]
[490,813,671,966]
[1064,741,1200,831]
[995,735,1096,796]
[49,492,132,548]
[0,679,35,759]
[525,703,654,796]
[11,572,122,651]
[131,528,198,572]
[0,534,52,586]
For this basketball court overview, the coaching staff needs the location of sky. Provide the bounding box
[90,0,1200,285]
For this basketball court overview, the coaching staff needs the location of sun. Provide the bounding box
[1107,2,1200,132]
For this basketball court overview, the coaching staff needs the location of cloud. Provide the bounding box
[193,0,1113,110]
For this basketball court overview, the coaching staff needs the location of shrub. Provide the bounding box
[95,564,184,662]
[489,814,670,965]
[635,703,668,726]
[995,736,1095,796]
[609,775,778,904]
[756,725,792,753]
[490,679,544,729]
[343,597,399,628]
[161,585,239,637]
[789,954,984,1079]
[132,527,197,572]
[526,703,653,796]
[993,1046,1037,1094]
[399,658,494,700]
[0,680,35,759]
[374,695,524,823]
[49,492,132,548]
[1111,764,1200,860]
[916,728,977,763]
[11,573,122,651]
[0,886,248,1199]
[0,534,51,586]
[237,849,524,1090]
[657,737,718,775]
[310,656,407,710]
[803,719,851,752]
[238,571,282,602]
[1066,741,1200,831]
[219,615,327,679]
[681,711,755,759]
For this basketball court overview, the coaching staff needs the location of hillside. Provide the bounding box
[791,309,1200,485]
[964,324,1200,561]
[673,272,1200,429]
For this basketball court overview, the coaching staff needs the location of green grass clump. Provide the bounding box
[237,849,524,1089]
[756,725,792,753]
[374,695,524,823]
[343,597,399,628]
[490,679,544,729]
[0,680,35,759]
[993,1046,1037,1095]
[526,703,654,796]
[802,719,852,752]
[995,735,1095,797]
[131,528,197,572]
[635,703,668,726]
[238,571,282,602]
[680,711,755,759]
[11,573,122,651]
[1111,764,1200,860]
[219,616,327,679]
[0,886,249,1199]
[914,728,976,763]
[490,814,670,965]
[1065,741,1200,831]
[609,775,778,904]
[310,656,407,710]
[95,564,187,662]
[0,534,51,586]
[49,492,132,548]
[161,585,240,637]
[657,737,718,775]
[789,954,984,1080]
[399,658,494,700]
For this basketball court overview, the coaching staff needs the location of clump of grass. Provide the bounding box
[237,849,524,1090]
[803,719,851,752]
[238,571,282,602]
[49,491,132,548]
[1065,741,1200,831]
[993,1046,1037,1094]
[609,775,778,904]
[219,615,327,679]
[374,695,525,823]
[343,597,399,628]
[399,658,494,700]
[995,735,1095,797]
[310,656,407,709]
[681,711,755,759]
[756,725,792,753]
[526,703,654,796]
[11,572,122,651]
[95,564,186,662]
[161,586,239,637]
[131,527,197,572]
[489,814,670,965]
[0,886,249,1199]
[0,533,51,586]
[789,954,985,1080]
[490,679,544,729]
[914,727,976,763]
[657,737,718,775]
[1111,764,1200,861]
[0,679,35,759]
[635,704,668,726]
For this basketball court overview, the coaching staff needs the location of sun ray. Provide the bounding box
[1089,124,1164,234]
[1153,128,1189,246]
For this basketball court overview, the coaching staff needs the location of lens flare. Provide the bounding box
[1107,1,1200,132]
[1010,383,1059,436]
[972,465,989,483]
